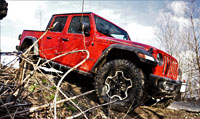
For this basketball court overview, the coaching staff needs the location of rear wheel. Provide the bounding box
[19,46,38,70]
[17,46,37,83]
[94,59,144,112]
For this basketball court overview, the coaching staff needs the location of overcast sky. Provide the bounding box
[0,0,169,52]
[0,0,187,65]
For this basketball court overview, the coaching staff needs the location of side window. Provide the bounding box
[94,15,128,40]
[68,16,90,34]
[50,16,68,32]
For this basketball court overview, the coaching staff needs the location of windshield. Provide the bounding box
[94,15,129,40]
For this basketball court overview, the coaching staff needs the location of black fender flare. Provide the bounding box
[91,44,157,72]
[20,36,39,55]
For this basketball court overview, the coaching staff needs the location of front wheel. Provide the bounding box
[19,46,38,70]
[94,59,144,112]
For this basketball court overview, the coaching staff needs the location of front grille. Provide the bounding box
[162,55,178,79]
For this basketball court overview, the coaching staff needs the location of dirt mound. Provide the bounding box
[0,66,199,119]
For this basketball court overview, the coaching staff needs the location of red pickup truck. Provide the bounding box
[17,12,184,111]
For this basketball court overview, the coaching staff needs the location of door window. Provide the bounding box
[68,16,90,34]
[50,16,68,32]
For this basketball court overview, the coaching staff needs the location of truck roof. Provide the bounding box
[52,12,93,16]
[52,12,129,36]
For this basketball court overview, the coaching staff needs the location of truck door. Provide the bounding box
[40,16,68,60]
[57,15,93,69]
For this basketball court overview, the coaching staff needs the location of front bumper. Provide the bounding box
[149,74,183,95]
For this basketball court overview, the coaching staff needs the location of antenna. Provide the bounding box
[39,9,42,30]
[82,0,84,14]
[81,0,86,50]
[81,0,84,22]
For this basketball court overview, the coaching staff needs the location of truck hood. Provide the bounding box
[106,37,157,53]
[105,37,178,63]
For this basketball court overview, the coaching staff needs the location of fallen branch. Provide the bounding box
[0,98,13,119]
[26,49,90,119]
[0,102,15,108]
[35,67,89,119]
[0,90,95,119]
[67,100,117,119]
[53,50,90,119]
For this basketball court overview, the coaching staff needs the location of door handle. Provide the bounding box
[47,36,52,39]
[62,38,69,41]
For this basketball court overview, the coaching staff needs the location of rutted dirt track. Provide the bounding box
[0,66,200,119]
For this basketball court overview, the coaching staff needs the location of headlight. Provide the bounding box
[137,53,155,62]
[157,53,163,66]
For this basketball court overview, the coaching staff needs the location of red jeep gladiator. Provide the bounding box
[17,12,184,111]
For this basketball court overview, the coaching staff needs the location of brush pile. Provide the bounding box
[0,65,107,119]
[0,65,200,119]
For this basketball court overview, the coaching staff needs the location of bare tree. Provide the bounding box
[156,0,200,100]
[186,1,200,74]
[156,10,180,56]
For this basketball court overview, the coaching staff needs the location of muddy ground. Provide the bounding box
[0,66,199,119]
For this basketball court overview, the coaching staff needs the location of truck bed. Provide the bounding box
[20,30,44,46]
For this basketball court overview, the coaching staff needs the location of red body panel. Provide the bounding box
[20,30,44,46]
[20,12,178,81]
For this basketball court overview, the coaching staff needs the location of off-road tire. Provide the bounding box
[20,47,38,70]
[94,59,144,112]
[16,47,38,84]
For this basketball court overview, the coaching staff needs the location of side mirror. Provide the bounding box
[81,22,90,36]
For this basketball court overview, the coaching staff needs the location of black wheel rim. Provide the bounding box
[104,71,132,101]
